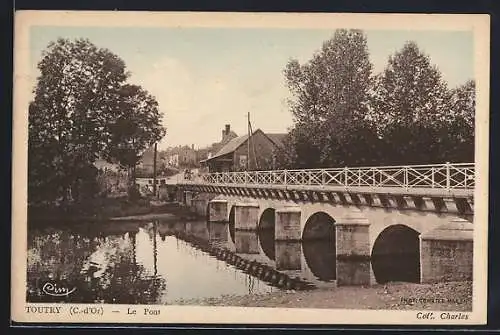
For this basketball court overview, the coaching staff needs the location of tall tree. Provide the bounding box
[370,41,450,164]
[443,79,475,162]
[282,29,380,168]
[28,38,166,203]
[105,84,166,185]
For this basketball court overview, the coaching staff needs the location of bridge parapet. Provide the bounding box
[196,163,474,191]
[179,163,474,216]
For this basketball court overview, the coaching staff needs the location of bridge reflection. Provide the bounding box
[146,218,341,289]
[68,217,422,291]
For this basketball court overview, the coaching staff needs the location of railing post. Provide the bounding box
[321,170,325,185]
[404,166,408,190]
[445,162,451,191]
[358,169,361,187]
[344,167,348,187]
[431,167,435,188]
[284,170,288,186]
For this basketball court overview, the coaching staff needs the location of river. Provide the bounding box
[27,218,338,305]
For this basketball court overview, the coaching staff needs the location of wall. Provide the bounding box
[420,239,473,282]
[233,131,277,171]
[199,194,467,248]
[187,191,473,285]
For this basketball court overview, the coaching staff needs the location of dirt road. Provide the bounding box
[174,281,472,311]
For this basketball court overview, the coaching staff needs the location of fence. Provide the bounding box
[190,163,474,191]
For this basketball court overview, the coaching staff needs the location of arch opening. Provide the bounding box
[371,224,420,284]
[302,212,336,281]
[205,203,210,222]
[228,206,235,243]
[257,208,275,261]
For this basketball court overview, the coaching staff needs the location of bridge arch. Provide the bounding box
[302,212,336,241]
[371,224,420,284]
[302,212,337,281]
[257,208,276,261]
[206,202,210,221]
[228,206,235,243]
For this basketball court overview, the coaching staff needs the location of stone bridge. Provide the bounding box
[176,163,474,286]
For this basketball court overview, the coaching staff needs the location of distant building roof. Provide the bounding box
[266,133,287,146]
[222,131,238,143]
[94,159,120,172]
[208,133,253,160]
[206,129,283,162]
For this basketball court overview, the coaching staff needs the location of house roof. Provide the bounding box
[208,129,269,161]
[266,133,287,146]
[206,129,287,162]
[208,133,252,161]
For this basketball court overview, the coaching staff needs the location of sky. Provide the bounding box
[29,27,474,150]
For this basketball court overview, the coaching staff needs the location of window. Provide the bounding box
[239,155,247,168]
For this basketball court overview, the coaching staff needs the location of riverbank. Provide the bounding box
[173,281,472,311]
[28,197,194,227]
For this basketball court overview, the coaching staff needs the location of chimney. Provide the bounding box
[225,124,230,135]
[192,144,194,150]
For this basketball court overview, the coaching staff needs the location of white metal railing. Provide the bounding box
[184,163,475,191]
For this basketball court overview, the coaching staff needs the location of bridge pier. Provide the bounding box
[207,221,229,243]
[235,230,260,254]
[275,207,302,241]
[208,199,228,223]
[234,203,259,230]
[335,209,371,286]
[176,188,184,204]
[420,217,473,283]
[275,240,302,271]
[192,198,208,217]
[184,191,194,207]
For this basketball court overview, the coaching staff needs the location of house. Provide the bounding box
[164,144,197,168]
[93,158,121,173]
[202,128,286,173]
[138,145,163,171]
[196,124,238,164]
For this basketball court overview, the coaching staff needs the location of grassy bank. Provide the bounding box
[173,281,472,311]
[27,196,188,227]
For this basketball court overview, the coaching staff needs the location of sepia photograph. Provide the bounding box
[12,11,489,325]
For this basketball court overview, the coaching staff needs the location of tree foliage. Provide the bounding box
[282,29,381,168]
[278,33,475,169]
[370,41,452,164]
[443,79,475,162]
[105,84,166,180]
[28,38,166,204]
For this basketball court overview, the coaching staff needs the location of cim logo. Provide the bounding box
[42,282,77,297]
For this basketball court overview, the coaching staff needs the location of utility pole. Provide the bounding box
[247,112,250,171]
[153,142,158,198]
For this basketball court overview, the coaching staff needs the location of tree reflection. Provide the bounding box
[27,227,166,304]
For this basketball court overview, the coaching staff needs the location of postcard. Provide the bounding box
[12,11,490,325]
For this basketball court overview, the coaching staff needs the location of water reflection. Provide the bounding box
[275,241,301,271]
[234,230,260,254]
[257,228,337,283]
[207,222,229,243]
[257,228,275,261]
[27,227,166,304]
[27,221,276,304]
[28,215,347,305]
